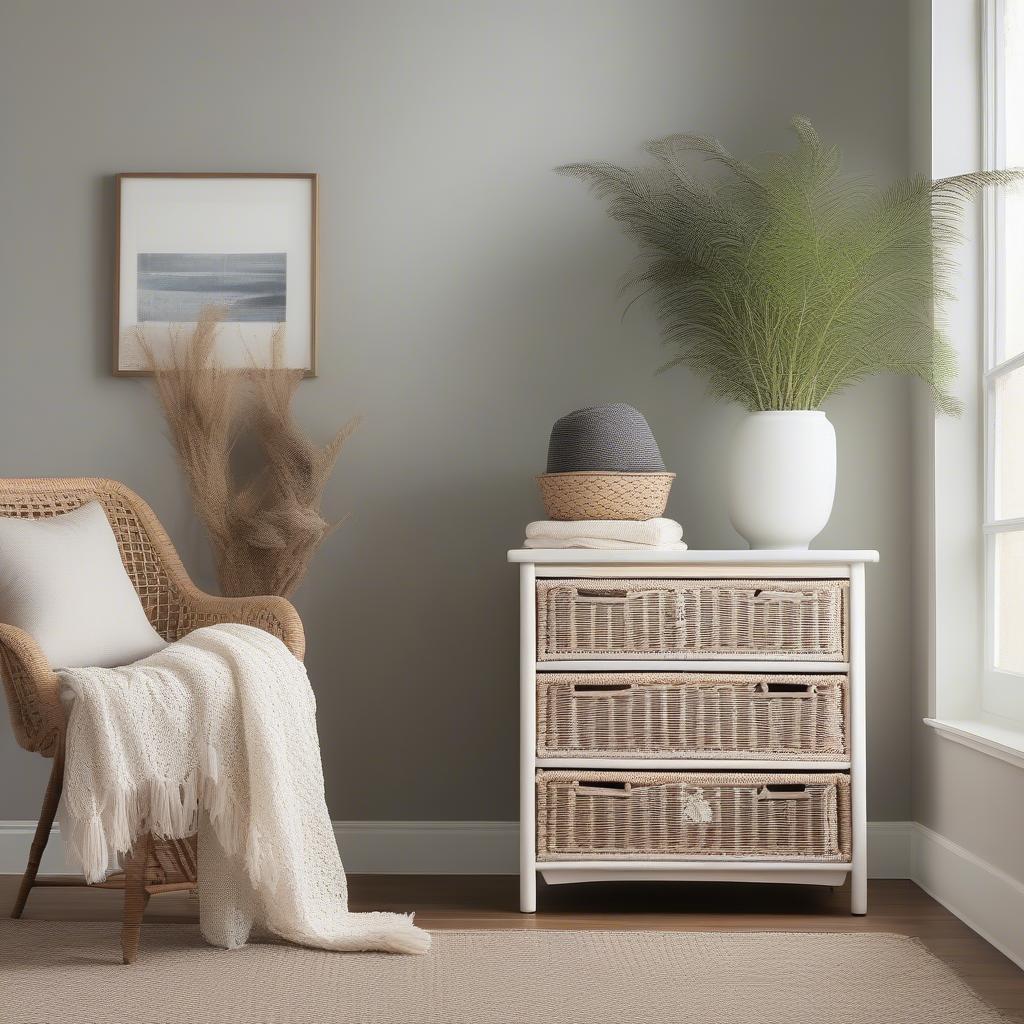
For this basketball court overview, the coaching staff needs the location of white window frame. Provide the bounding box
[924,0,1024,770]
[982,0,1024,722]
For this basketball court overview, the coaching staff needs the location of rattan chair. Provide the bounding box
[0,478,305,963]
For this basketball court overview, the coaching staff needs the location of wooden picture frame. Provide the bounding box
[114,172,318,377]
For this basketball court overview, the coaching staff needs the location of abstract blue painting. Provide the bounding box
[137,252,286,323]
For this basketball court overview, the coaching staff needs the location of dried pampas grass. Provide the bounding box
[141,308,359,598]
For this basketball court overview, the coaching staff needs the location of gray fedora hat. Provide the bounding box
[546,403,666,474]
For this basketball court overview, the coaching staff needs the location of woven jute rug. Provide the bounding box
[0,922,1008,1024]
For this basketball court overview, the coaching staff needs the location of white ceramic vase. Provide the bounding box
[727,411,837,550]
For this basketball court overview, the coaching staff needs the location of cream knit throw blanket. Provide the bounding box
[56,623,430,955]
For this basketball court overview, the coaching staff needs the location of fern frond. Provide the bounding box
[560,116,1024,413]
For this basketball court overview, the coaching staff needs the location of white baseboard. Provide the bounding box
[331,821,520,875]
[866,820,914,878]
[0,820,523,876]
[0,819,911,877]
[0,822,72,876]
[910,822,1024,971]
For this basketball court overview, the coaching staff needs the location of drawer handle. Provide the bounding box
[574,781,633,798]
[572,684,633,697]
[753,681,818,698]
[576,589,628,599]
[752,589,817,603]
[757,784,810,801]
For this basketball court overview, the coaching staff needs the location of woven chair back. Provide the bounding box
[0,478,201,753]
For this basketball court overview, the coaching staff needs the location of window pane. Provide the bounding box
[1003,1,1024,362]
[1004,196,1024,363]
[995,530,1024,673]
[994,364,1024,519]
[1007,0,1024,160]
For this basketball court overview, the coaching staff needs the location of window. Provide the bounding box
[922,0,1024,765]
[984,0,1024,721]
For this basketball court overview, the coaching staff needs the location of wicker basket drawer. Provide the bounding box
[535,769,851,862]
[536,578,847,661]
[536,673,848,760]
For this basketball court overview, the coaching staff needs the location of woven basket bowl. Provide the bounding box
[536,471,675,521]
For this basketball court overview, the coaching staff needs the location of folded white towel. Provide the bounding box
[524,536,688,550]
[525,517,684,547]
[528,520,679,544]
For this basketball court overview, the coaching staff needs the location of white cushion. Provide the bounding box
[0,501,167,669]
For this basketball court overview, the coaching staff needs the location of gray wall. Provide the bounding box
[0,0,913,823]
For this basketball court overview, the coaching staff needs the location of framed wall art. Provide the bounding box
[114,173,318,376]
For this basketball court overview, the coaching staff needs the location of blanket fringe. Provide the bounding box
[61,760,249,886]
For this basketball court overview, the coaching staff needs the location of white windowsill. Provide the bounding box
[924,717,1024,771]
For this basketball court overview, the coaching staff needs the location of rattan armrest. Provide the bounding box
[0,623,62,756]
[179,589,306,661]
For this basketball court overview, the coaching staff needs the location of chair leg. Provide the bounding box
[11,744,64,919]
[121,833,152,965]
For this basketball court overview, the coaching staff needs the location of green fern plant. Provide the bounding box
[559,117,1024,414]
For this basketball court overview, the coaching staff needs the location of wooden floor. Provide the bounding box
[3,874,1022,1020]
